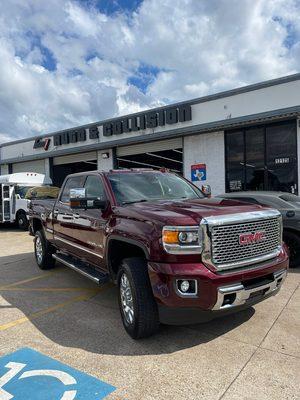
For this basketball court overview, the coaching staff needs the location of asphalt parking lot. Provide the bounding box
[0,227,299,400]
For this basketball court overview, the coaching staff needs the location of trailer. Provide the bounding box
[0,172,53,229]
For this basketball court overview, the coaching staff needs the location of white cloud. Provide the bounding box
[0,0,299,144]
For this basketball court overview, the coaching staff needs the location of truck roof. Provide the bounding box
[0,172,52,185]
[65,169,166,179]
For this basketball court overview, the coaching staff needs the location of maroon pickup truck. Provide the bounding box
[29,169,288,339]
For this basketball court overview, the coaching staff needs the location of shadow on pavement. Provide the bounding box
[1,252,261,356]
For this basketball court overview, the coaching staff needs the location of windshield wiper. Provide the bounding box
[122,199,149,205]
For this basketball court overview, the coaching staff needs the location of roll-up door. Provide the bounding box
[116,138,183,173]
[13,159,45,174]
[117,138,182,156]
[53,151,97,165]
[52,151,97,187]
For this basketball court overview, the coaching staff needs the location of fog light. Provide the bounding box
[176,279,197,296]
[180,280,190,292]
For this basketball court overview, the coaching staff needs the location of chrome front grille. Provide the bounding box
[201,210,282,271]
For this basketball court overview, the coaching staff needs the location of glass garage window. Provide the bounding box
[225,130,245,192]
[225,120,298,194]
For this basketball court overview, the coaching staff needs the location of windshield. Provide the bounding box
[15,186,35,199]
[15,185,60,199]
[25,186,60,199]
[279,193,300,207]
[108,172,203,204]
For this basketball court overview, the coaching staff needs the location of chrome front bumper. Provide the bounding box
[212,269,287,310]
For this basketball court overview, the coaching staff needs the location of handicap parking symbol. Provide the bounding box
[0,348,115,400]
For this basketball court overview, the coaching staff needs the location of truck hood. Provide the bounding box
[115,198,267,226]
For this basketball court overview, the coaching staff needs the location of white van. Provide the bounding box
[0,172,53,229]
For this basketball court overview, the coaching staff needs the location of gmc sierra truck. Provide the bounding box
[29,169,288,339]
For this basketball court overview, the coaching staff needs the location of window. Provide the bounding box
[15,186,35,199]
[108,172,203,204]
[225,121,297,194]
[225,131,244,192]
[60,176,86,203]
[84,175,106,199]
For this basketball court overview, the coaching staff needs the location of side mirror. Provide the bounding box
[69,188,109,211]
[201,184,212,198]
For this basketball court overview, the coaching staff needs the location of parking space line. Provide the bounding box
[0,283,112,332]
[0,271,58,289]
[0,287,100,292]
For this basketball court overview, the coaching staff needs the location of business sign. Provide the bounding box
[51,104,192,147]
[0,348,115,400]
[33,137,51,151]
[191,163,206,182]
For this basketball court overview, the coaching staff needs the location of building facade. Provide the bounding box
[1,74,300,195]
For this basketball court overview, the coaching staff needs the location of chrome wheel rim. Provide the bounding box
[35,236,43,264]
[120,273,135,325]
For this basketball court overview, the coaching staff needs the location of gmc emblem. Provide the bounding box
[239,231,266,245]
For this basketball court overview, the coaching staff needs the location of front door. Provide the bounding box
[1,185,11,222]
[72,174,107,269]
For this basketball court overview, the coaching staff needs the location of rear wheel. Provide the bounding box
[284,231,300,268]
[117,257,159,339]
[34,230,56,270]
[17,211,28,230]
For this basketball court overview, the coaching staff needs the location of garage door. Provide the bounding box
[52,151,97,187]
[53,151,97,165]
[13,159,45,174]
[116,138,183,173]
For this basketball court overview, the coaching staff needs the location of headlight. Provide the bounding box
[162,226,203,254]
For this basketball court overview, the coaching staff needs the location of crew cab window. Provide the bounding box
[60,176,86,203]
[85,175,106,199]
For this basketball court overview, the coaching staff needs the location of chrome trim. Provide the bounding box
[52,254,100,283]
[201,209,281,226]
[211,248,282,271]
[212,269,287,310]
[162,225,203,255]
[200,209,283,271]
[175,279,198,298]
[54,235,103,259]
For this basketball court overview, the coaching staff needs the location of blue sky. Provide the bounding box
[0,0,299,142]
[93,0,143,14]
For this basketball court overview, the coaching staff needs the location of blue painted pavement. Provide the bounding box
[0,347,116,400]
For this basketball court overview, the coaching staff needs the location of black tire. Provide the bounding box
[17,211,29,230]
[117,257,159,339]
[284,231,300,268]
[34,230,56,270]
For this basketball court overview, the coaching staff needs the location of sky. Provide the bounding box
[0,0,299,143]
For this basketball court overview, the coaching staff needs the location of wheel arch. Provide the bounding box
[283,227,300,238]
[106,236,149,281]
[31,217,44,234]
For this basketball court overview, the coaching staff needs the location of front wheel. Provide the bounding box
[117,257,159,339]
[34,230,56,270]
[17,211,29,230]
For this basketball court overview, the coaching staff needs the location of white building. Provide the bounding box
[1,74,300,195]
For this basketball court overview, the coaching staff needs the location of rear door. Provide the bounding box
[72,174,108,269]
[52,175,86,255]
[1,185,12,222]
